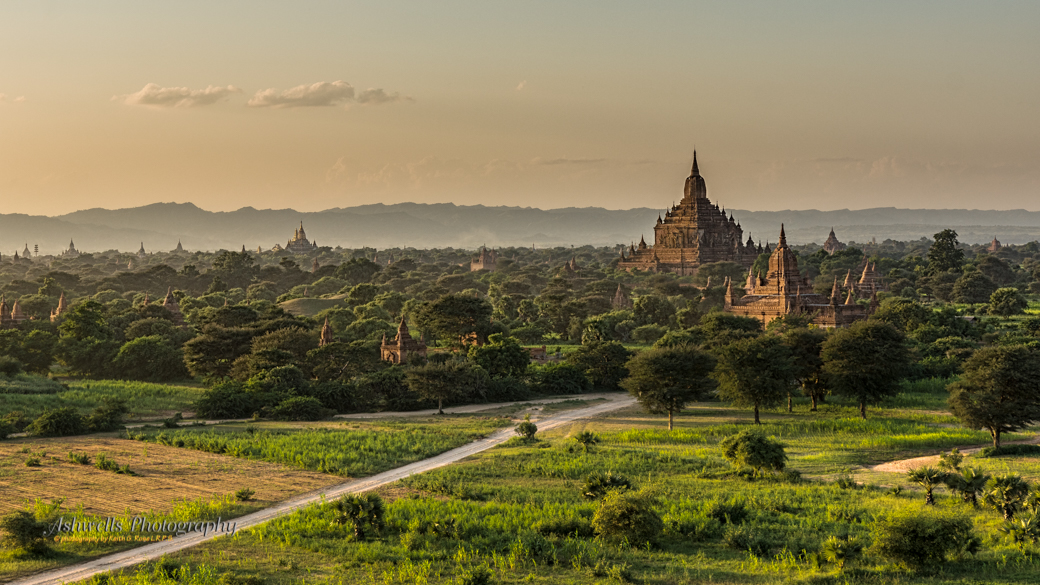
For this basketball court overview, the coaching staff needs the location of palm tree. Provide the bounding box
[330,493,386,539]
[945,466,990,507]
[985,474,1031,520]
[574,431,599,454]
[907,466,947,505]
[937,448,964,472]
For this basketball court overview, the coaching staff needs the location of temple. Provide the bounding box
[319,317,334,346]
[0,296,28,327]
[380,318,427,363]
[725,226,875,328]
[988,237,1002,253]
[61,240,80,258]
[617,152,757,276]
[162,287,186,327]
[50,292,69,322]
[470,246,498,271]
[611,284,633,309]
[284,222,318,253]
[822,228,847,255]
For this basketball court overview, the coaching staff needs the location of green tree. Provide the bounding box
[405,360,488,413]
[948,345,1040,447]
[989,287,1028,318]
[946,467,990,507]
[621,346,717,430]
[928,229,965,274]
[985,474,1031,520]
[58,300,111,340]
[714,335,795,424]
[533,363,592,394]
[468,334,529,379]
[782,327,827,411]
[415,294,494,347]
[907,466,947,505]
[632,295,674,326]
[822,321,912,419]
[871,511,975,573]
[112,336,189,382]
[566,340,632,391]
[591,490,662,546]
[952,269,998,304]
[0,511,52,555]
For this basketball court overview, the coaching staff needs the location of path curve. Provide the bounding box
[871,435,1040,473]
[11,395,636,585]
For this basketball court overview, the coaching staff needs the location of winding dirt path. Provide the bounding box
[871,435,1040,473]
[10,394,636,585]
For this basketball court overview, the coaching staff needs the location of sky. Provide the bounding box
[1,1,1038,215]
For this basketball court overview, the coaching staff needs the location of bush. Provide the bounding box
[534,363,592,395]
[26,407,87,437]
[591,490,663,546]
[0,511,52,555]
[24,457,41,467]
[85,398,128,432]
[705,499,748,525]
[194,383,258,419]
[719,430,787,474]
[573,431,599,453]
[0,356,24,376]
[582,471,633,500]
[514,415,537,440]
[68,451,91,465]
[723,524,774,557]
[978,444,1040,458]
[871,511,976,572]
[268,396,333,421]
[234,488,255,502]
[533,516,594,538]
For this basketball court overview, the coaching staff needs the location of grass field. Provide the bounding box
[125,417,512,477]
[0,379,206,421]
[278,297,345,317]
[75,389,1040,585]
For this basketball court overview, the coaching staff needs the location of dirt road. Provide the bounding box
[11,394,636,585]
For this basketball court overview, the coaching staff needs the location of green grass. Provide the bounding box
[126,417,512,477]
[0,379,206,421]
[75,394,1040,585]
[278,297,345,317]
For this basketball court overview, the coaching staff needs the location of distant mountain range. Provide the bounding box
[2,202,1040,255]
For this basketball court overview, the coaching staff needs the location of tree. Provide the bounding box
[26,407,87,437]
[713,335,794,424]
[632,295,674,326]
[821,321,911,419]
[952,270,998,304]
[468,334,529,378]
[183,325,256,379]
[945,467,990,507]
[782,328,827,411]
[870,298,930,333]
[927,229,965,274]
[948,345,1040,447]
[415,294,493,347]
[566,341,632,391]
[582,471,633,500]
[113,336,189,382]
[719,430,787,474]
[985,474,1031,520]
[58,300,111,341]
[533,363,591,395]
[871,511,975,573]
[989,287,1028,318]
[907,466,947,505]
[573,430,599,453]
[405,360,488,413]
[514,414,537,440]
[621,346,717,430]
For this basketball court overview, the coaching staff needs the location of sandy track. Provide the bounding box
[11,395,636,585]
[871,436,1040,473]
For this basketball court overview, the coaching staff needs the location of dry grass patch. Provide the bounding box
[0,434,337,516]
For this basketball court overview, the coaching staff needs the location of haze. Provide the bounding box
[1,1,1038,215]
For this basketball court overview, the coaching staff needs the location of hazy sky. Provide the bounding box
[1,1,1038,215]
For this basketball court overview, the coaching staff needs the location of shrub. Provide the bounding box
[67,451,91,465]
[573,431,599,453]
[269,396,333,421]
[719,430,787,474]
[85,398,129,432]
[24,457,41,467]
[821,534,864,570]
[514,415,538,440]
[871,511,976,572]
[591,490,663,546]
[907,466,948,505]
[163,413,184,428]
[978,444,1040,458]
[723,524,773,557]
[985,474,1031,520]
[330,493,385,540]
[705,499,747,525]
[533,517,594,538]
[534,362,592,395]
[0,511,52,555]
[194,383,257,419]
[0,356,24,376]
[582,471,633,500]
[26,407,86,437]
[457,566,493,585]
[234,488,255,502]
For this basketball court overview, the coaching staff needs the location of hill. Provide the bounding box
[2,203,1039,254]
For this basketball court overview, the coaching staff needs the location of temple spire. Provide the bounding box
[778,224,787,248]
[691,150,699,175]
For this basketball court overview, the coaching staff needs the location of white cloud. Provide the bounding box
[516,80,527,91]
[0,94,26,103]
[118,83,241,108]
[248,81,410,108]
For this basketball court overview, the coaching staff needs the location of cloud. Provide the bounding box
[0,94,26,103]
[516,80,527,91]
[248,81,410,108]
[118,83,242,108]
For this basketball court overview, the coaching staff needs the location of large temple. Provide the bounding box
[282,222,318,253]
[617,153,758,276]
[725,225,875,328]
